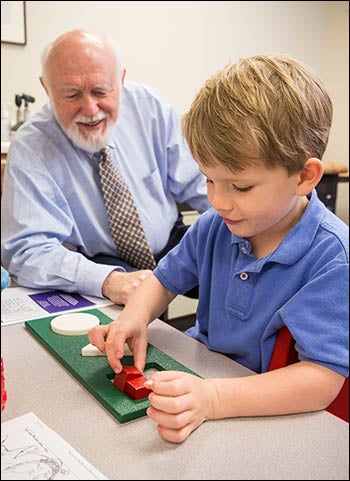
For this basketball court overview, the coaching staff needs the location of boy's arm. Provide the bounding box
[145,362,345,443]
[89,274,176,373]
[208,361,345,419]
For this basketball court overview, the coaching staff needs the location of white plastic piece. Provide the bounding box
[50,313,100,336]
[81,343,105,356]
[81,342,134,356]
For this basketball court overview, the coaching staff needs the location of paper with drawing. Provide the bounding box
[1,412,107,480]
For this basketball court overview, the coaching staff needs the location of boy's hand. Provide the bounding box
[144,371,217,443]
[88,316,148,373]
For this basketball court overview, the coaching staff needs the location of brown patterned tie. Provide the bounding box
[99,147,156,270]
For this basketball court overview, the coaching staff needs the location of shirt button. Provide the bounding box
[240,272,249,281]
[241,246,247,254]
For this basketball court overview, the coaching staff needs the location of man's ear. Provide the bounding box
[296,158,324,196]
[121,68,126,85]
[39,76,49,95]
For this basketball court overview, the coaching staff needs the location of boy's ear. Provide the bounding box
[296,158,324,196]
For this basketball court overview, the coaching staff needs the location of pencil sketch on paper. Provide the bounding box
[1,429,75,480]
[1,412,107,480]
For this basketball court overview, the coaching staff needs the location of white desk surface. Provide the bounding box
[1,305,349,480]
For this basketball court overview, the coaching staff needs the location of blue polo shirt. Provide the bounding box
[154,190,349,376]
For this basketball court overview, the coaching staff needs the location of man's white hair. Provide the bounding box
[41,30,124,86]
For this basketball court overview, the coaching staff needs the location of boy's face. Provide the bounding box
[198,160,308,251]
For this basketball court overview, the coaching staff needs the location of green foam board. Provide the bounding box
[25,309,199,423]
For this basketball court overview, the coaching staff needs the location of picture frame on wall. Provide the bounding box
[1,1,27,46]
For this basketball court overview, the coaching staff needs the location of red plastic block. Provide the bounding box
[1,357,7,412]
[113,366,143,392]
[113,366,151,400]
[124,375,152,400]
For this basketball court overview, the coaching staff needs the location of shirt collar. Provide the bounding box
[269,190,325,265]
[229,190,325,265]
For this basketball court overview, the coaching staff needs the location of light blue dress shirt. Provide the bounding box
[154,190,349,376]
[1,82,210,297]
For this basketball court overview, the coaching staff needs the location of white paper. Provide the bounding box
[1,412,108,480]
[1,287,113,326]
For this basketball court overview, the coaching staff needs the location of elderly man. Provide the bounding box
[1,29,209,306]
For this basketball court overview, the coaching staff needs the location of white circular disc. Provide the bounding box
[50,313,100,336]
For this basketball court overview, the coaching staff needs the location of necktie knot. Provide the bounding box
[100,147,110,163]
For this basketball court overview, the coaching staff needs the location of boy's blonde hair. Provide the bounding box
[182,54,332,175]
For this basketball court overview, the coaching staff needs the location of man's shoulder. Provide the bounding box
[123,81,166,104]
[26,102,53,123]
[8,103,65,162]
[13,103,55,139]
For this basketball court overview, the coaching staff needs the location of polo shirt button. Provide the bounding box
[240,272,249,281]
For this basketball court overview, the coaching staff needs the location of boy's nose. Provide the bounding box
[211,192,233,212]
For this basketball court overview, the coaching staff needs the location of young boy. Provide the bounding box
[89,55,349,443]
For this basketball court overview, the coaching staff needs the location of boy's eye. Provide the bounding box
[232,185,252,192]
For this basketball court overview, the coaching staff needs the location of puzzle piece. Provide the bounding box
[81,343,105,356]
[113,366,152,400]
[124,375,152,400]
[81,342,133,357]
[113,366,140,391]
[51,313,99,335]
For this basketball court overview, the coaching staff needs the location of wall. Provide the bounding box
[1,0,348,222]
[322,1,349,222]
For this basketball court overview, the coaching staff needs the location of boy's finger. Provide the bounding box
[132,336,148,373]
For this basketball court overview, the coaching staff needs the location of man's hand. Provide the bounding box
[102,270,153,305]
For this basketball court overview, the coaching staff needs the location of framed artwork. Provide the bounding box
[1,1,27,46]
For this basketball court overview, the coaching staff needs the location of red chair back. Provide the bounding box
[268,326,349,422]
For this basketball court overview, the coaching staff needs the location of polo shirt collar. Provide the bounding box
[229,190,325,266]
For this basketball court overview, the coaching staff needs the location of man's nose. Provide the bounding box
[79,95,100,117]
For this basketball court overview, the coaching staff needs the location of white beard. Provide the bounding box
[52,106,116,153]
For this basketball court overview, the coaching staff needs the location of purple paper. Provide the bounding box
[28,291,95,314]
